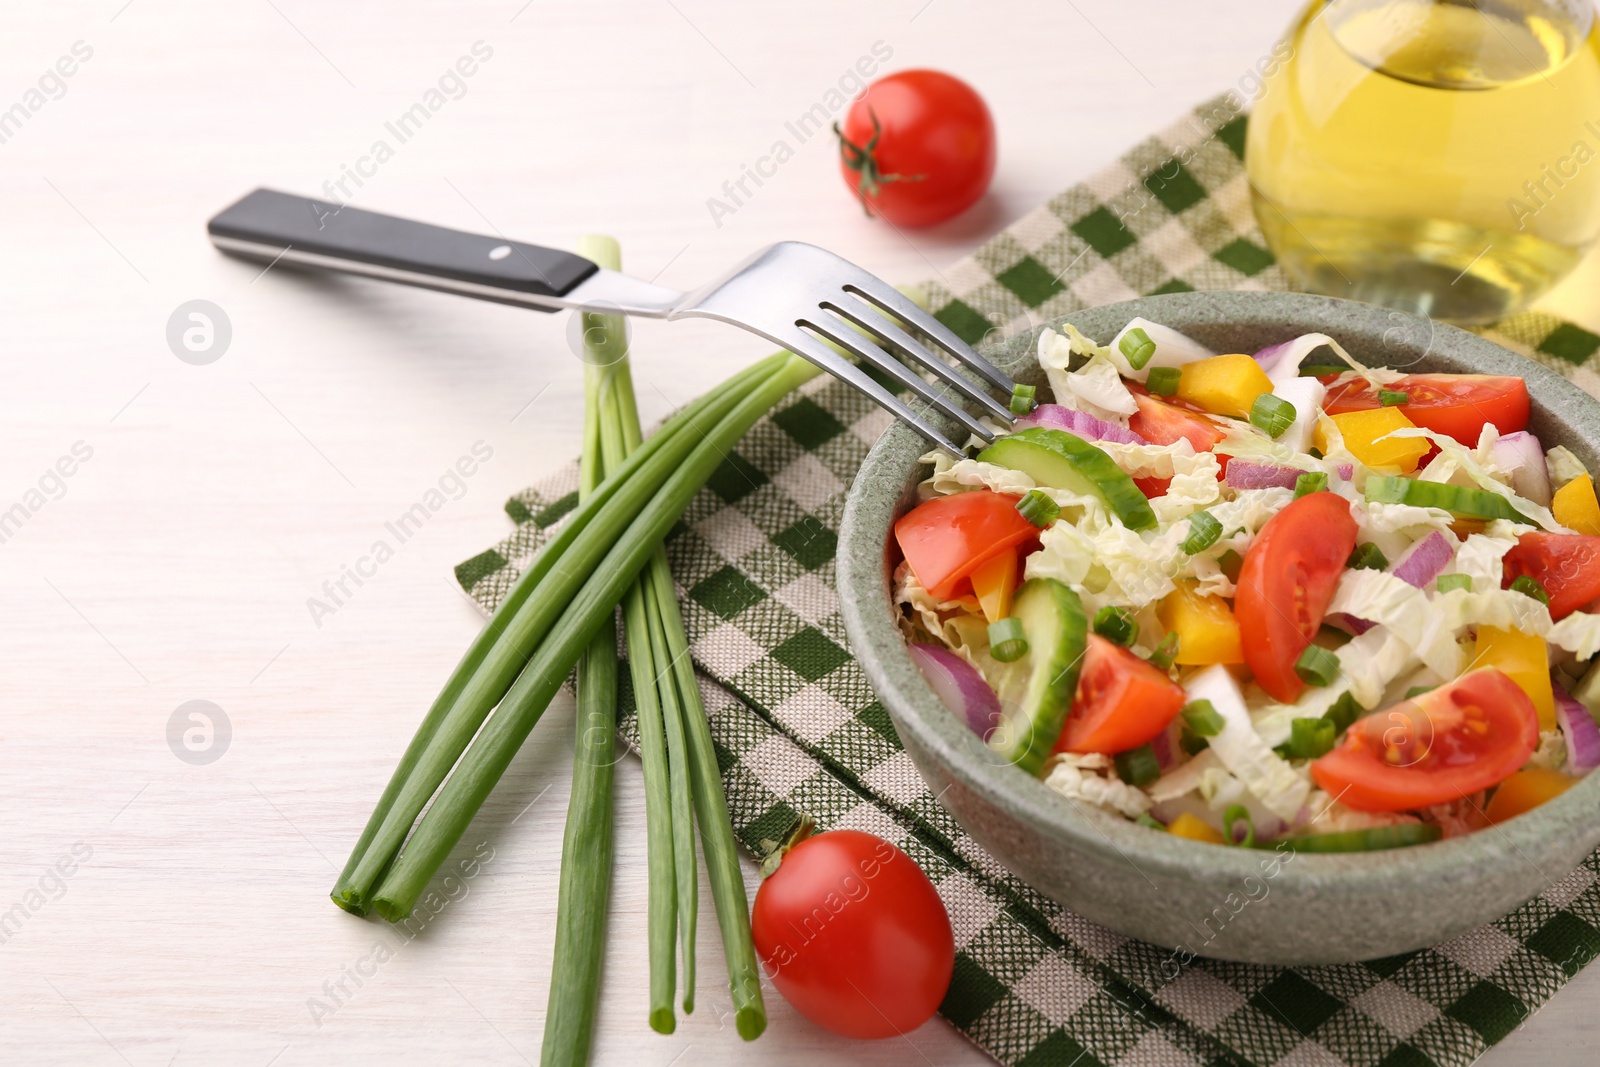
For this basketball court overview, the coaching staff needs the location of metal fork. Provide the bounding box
[206,189,1016,455]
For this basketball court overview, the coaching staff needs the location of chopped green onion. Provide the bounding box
[1179,725,1210,756]
[1180,510,1223,554]
[1147,631,1180,671]
[1294,644,1341,687]
[1510,575,1550,606]
[1016,488,1059,527]
[1218,549,1243,583]
[1299,363,1347,377]
[1223,804,1255,847]
[1264,823,1442,852]
[1286,717,1336,759]
[1135,812,1165,830]
[1119,327,1157,370]
[1146,366,1181,396]
[1404,684,1436,700]
[1010,383,1037,415]
[1436,574,1472,594]
[1249,393,1296,438]
[1323,691,1363,734]
[1308,447,1324,459]
[1378,389,1410,407]
[988,617,1029,662]
[1114,744,1160,787]
[1093,605,1137,647]
[1181,699,1224,737]
[1294,471,1327,498]
[1347,542,1388,571]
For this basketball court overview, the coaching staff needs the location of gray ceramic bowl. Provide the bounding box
[839,291,1600,964]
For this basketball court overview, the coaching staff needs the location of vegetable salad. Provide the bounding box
[894,318,1600,851]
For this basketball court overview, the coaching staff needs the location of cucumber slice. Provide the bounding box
[988,578,1089,775]
[979,428,1157,531]
[1258,823,1442,853]
[1364,476,1532,524]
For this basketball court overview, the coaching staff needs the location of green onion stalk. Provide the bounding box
[328,352,795,915]
[580,236,701,1033]
[331,243,829,1046]
[539,235,770,1039]
[368,353,808,1022]
[540,235,625,1066]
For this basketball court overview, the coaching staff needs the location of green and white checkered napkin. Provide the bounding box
[457,95,1600,1067]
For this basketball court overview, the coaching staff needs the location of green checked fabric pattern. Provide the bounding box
[458,95,1600,1067]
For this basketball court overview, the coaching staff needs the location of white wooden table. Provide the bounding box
[3,2,1596,1063]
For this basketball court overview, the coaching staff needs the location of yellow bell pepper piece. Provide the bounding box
[1314,408,1430,473]
[1157,580,1244,665]
[1175,354,1274,419]
[1553,473,1600,536]
[1473,627,1555,729]
[970,550,1018,624]
[1166,813,1226,843]
[1485,767,1573,824]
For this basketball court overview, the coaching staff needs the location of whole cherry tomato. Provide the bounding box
[836,70,996,226]
[751,827,954,1039]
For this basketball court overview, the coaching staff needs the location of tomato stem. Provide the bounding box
[833,108,925,217]
[757,814,815,877]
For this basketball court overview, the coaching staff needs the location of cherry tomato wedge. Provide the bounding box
[836,70,996,227]
[1311,668,1540,812]
[1322,374,1529,445]
[1129,393,1227,452]
[752,829,954,1039]
[1235,491,1358,703]
[894,490,1038,601]
[1501,531,1600,620]
[1053,633,1186,754]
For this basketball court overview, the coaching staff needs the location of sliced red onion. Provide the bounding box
[1325,612,1376,636]
[1253,339,1296,370]
[908,644,1002,741]
[1491,431,1551,507]
[1148,724,1175,771]
[1255,332,1343,385]
[1224,461,1302,490]
[1553,677,1600,773]
[1337,464,1354,481]
[1016,404,1148,445]
[1391,531,1453,588]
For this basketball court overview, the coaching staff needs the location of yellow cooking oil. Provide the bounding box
[1247,0,1600,323]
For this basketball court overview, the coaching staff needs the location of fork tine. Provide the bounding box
[823,296,1013,423]
[802,313,995,443]
[840,281,1016,394]
[774,328,968,457]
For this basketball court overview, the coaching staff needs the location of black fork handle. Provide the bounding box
[205,188,599,311]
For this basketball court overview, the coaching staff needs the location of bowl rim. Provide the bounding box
[839,290,1600,894]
